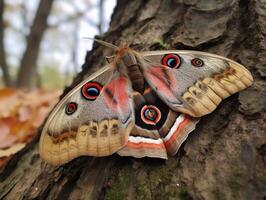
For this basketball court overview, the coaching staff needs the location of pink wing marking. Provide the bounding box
[163,114,190,149]
[118,135,168,159]
[145,67,177,100]
[103,75,130,112]
[126,136,165,149]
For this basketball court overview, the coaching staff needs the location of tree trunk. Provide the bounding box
[16,0,54,89]
[0,0,12,87]
[1,0,265,199]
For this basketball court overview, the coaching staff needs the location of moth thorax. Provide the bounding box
[121,52,144,94]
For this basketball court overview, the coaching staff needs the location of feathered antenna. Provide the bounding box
[84,19,154,50]
[83,37,119,50]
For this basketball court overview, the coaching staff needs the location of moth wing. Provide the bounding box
[117,89,199,159]
[40,65,134,166]
[140,50,253,117]
[117,91,168,159]
[117,114,199,159]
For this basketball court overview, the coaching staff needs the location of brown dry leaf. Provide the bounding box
[0,88,61,164]
[0,88,16,98]
[11,121,33,143]
[0,88,21,118]
[33,106,52,128]
[18,105,32,122]
[23,90,61,108]
[0,120,17,148]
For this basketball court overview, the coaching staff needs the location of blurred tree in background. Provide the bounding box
[16,0,54,88]
[0,0,112,89]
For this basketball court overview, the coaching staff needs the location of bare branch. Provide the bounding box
[16,0,54,88]
[98,0,104,35]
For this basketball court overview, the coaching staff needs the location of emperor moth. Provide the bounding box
[39,41,253,166]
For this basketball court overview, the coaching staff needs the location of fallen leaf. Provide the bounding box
[0,88,60,166]
[0,88,20,118]
[0,121,17,148]
[18,105,32,122]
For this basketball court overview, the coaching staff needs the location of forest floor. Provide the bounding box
[0,88,60,168]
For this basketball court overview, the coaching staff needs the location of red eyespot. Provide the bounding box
[162,54,181,69]
[65,102,78,115]
[141,105,161,125]
[81,82,103,100]
[191,58,204,67]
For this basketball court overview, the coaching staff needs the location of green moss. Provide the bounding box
[152,39,169,50]
[135,170,152,200]
[177,186,193,200]
[105,160,187,200]
[149,165,173,199]
[146,162,193,200]
[104,167,131,200]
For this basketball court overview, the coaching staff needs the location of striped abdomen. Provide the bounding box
[119,51,145,94]
[127,63,144,94]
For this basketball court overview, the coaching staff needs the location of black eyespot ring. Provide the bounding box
[140,105,161,125]
[65,102,78,115]
[191,58,204,67]
[162,54,181,69]
[81,82,103,100]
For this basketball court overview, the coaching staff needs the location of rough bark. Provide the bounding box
[16,0,54,88]
[1,0,266,199]
[0,0,12,87]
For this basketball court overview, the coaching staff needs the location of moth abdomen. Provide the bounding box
[127,64,145,93]
[117,50,145,94]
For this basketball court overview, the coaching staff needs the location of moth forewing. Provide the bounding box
[140,50,253,117]
[39,64,135,165]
